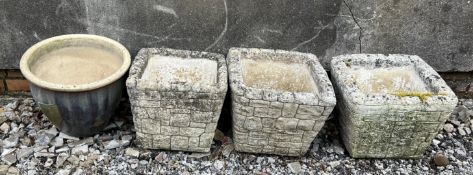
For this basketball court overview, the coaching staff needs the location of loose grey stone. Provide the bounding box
[213,160,224,170]
[458,127,467,136]
[56,153,69,167]
[432,139,441,146]
[9,122,18,133]
[3,135,19,148]
[0,122,10,133]
[1,150,17,165]
[465,127,472,135]
[67,155,80,165]
[104,140,121,150]
[444,124,455,133]
[0,165,9,175]
[3,112,19,123]
[51,137,64,147]
[129,159,139,169]
[33,146,48,152]
[451,120,461,127]
[139,160,148,165]
[72,168,84,175]
[256,157,264,164]
[71,145,89,155]
[120,138,131,147]
[327,145,345,155]
[27,170,36,175]
[55,147,69,153]
[16,147,34,160]
[121,135,133,142]
[56,169,71,175]
[45,126,59,137]
[33,152,55,157]
[457,106,470,123]
[0,115,6,125]
[288,162,302,174]
[329,161,341,167]
[45,158,54,167]
[69,137,94,147]
[267,157,276,164]
[125,148,140,158]
[48,146,55,153]
[455,149,467,158]
[6,167,20,175]
[35,133,52,146]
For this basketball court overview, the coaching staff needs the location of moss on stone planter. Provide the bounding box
[331,54,458,158]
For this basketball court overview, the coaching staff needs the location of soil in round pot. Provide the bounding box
[20,34,131,137]
[31,46,122,85]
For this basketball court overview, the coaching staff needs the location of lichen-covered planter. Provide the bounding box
[126,48,227,152]
[227,48,336,156]
[330,54,458,158]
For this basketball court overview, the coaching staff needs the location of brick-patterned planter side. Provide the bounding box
[126,48,227,152]
[330,54,458,158]
[227,48,336,156]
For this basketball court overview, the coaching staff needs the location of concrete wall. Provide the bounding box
[1,0,472,72]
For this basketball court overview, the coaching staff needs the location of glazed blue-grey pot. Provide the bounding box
[20,34,131,137]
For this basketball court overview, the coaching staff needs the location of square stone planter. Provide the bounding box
[126,48,227,152]
[227,48,336,156]
[330,54,458,158]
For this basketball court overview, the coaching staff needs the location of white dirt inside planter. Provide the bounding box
[241,59,318,93]
[139,56,217,89]
[31,46,122,85]
[350,65,430,94]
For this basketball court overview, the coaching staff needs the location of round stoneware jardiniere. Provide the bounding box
[20,34,131,137]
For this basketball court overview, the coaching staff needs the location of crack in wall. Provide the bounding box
[291,22,331,51]
[343,0,362,53]
[204,0,228,51]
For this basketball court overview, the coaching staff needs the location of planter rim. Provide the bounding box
[227,47,336,106]
[330,54,458,106]
[20,34,131,92]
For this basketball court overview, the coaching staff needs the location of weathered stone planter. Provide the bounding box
[227,48,336,156]
[126,48,227,152]
[330,54,458,158]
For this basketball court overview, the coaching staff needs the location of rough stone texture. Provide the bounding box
[330,54,458,158]
[1,0,471,72]
[126,48,227,152]
[227,48,336,156]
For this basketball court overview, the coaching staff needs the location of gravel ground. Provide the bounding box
[0,98,472,175]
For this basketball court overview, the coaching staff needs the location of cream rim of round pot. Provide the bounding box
[20,34,131,92]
